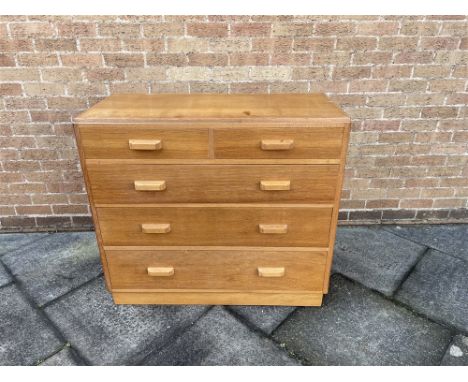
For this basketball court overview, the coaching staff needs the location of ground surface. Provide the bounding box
[0,224,467,366]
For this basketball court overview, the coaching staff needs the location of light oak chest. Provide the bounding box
[74,93,350,306]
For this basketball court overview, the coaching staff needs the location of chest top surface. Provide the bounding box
[74,93,350,124]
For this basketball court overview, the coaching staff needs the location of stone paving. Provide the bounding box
[0,224,467,366]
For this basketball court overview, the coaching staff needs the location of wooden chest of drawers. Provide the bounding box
[74,94,350,306]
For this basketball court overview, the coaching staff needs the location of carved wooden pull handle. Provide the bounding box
[258,224,288,234]
[260,139,294,151]
[260,180,291,191]
[134,180,166,191]
[141,223,171,234]
[257,267,285,278]
[147,267,174,277]
[129,139,162,151]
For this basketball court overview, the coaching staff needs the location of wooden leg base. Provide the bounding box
[112,290,323,306]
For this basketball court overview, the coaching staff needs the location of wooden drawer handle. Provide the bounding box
[141,223,171,234]
[147,267,174,277]
[134,180,166,191]
[260,180,291,191]
[259,224,288,234]
[129,139,162,151]
[258,267,285,278]
[261,139,294,151]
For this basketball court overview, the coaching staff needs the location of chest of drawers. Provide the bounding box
[74,93,350,306]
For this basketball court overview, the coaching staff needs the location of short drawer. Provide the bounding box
[77,124,209,159]
[213,126,344,159]
[87,164,339,204]
[106,249,326,292]
[97,206,333,247]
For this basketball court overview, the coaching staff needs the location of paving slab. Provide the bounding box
[142,306,299,365]
[228,306,296,335]
[332,226,426,296]
[38,347,82,366]
[2,232,102,306]
[395,249,468,333]
[384,224,468,261]
[0,233,48,256]
[273,275,452,365]
[441,335,468,366]
[0,284,63,365]
[0,262,12,287]
[44,277,208,365]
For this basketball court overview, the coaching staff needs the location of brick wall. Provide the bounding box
[0,15,467,232]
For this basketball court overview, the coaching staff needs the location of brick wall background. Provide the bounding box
[0,15,467,232]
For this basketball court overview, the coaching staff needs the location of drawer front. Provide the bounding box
[214,126,344,159]
[97,206,332,247]
[87,164,339,204]
[107,249,326,292]
[77,124,209,159]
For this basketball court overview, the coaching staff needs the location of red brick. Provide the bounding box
[79,38,121,52]
[85,68,125,81]
[460,37,468,49]
[336,37,377,50]
[426,15,465,20]
[10,22,55,38]
[0,54,15,67]
[122,39,164,52]
[187,23,228,37]
[57,22,97,37]
[187,53,228,66]
[388,80,427,92]
[231,23,271,36]
[35,39,77,51]
[400,21,439,36]
[0,39,33,52]
[0,217,36,230]
[229,53,269,66]
[352,52,392,65]
[103,54,144,67]
[0,83,22,96]
[349,80,387,92]
[271,53,310,66]
[230,82,269,93]
[61,54,102,67]
[99,23,141,37]
[270,82,309,93]
[379,37,419,50]
[293,38,335,51]
[334,66,371,79]
[147,53,187,66]
[9,183,46,194]
[372,65,412,79]
[272,23,314,36]
[356,22,399,35]
[394,51,433,64]
[143,23,185,37]
[17,53,59,66]
[421,107,459,118]
[420,37,460,50]
[251,37,293,52]
[5,98,46,110]
[400,199,433,209]
[15,205,52,215]
[53,205,89,215]
[315,22,355,35]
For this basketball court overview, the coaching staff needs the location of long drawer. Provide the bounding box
[87,164,339,204]
[214,126,344,159]
[107,249,326,291]
[97,206,333,247]
[78,125,209,159]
